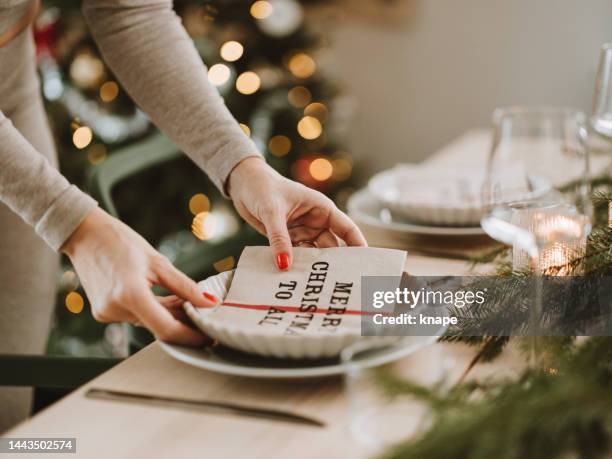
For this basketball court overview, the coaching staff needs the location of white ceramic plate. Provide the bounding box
[184,270,384,359]
[158,334,442,379]
[348,188,486,237]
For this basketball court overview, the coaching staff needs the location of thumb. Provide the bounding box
[262,212,293,271]
[155,258,218,308]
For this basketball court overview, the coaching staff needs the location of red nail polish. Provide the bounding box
[277,252,290,270]
[203,292,219,303]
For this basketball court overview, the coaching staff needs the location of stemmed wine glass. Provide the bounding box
[480,107,592,365]
[592,43,612,139]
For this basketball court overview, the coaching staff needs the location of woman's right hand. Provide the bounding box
[61,207,215,346]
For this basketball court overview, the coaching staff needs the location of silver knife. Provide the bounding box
[85,388,325,428]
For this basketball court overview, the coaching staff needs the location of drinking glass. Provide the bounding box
[592,43,612,139]
[480,107,592,363]
[342,339,453,457]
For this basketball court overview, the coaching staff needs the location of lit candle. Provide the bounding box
[511,208,589,275]
[532,213,588,275]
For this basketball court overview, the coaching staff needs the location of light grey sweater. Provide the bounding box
[0,0,261,251]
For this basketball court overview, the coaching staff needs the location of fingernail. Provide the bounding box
[276,252,290,271]
[203,292,219,303]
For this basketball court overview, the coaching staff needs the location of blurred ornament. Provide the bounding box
[256,0,303,37]
[236,71,261,95]
[268,134,292,157]
[288,86,311,107]
[297,116,322,139]
[220,40,244,62]
[304,102,328,122]
[288,52,316,79]
[70,51,105,89]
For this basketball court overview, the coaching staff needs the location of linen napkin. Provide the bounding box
[216,246,407,336]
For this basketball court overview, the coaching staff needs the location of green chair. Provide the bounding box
[0,132,263,396]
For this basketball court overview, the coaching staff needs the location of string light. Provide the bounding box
[236,71,261,94]
[65,292,84,314]
[189,193,210,215]
[288,86,311,107]
[73,126,93,149]
[297,116,322,139]
[250,0,273,19]
[87,144,107,165]
[208,63,231,86]
[309,157,333,181]
[288,52,316,79]
[304,102,328,122]
[99,81,119,102]
[239,123,251,136]
[268,135,292,156]
[220,41,244,62]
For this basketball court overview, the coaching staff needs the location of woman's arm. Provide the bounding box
[0,111,97,251]
[82,0,261,195]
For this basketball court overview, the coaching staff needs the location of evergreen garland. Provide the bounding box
[378,181,612,459]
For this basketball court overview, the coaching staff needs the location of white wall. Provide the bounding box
[321,0,612,176]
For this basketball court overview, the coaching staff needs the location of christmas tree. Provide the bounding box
[36,0,357,356]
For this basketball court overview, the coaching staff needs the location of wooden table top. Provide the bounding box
[5,255,522,459]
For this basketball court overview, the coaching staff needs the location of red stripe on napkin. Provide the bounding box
[220,302,375,316]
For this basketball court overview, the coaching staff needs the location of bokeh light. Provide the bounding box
[309,157,333,181]
[220,41,244,62]
[65,292,85,314]
[250,0,273,19]
[332,151,353,181]
[236,71,261,94]
[268,135,292,157]
[61,270,79,291]
[99,81,119,102]
[239,123,251,136]
[288,86,311,107]
[191,211,216,240]
[73,126,93,149]
[304,102,328,122]
[208,63,231,86]
[288,53,316,79]
[88,144,107,165]
[213,256,236,272]
[297,116,322,139]
[189,193,211,215]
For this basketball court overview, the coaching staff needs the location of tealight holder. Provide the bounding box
[511,206,590,275]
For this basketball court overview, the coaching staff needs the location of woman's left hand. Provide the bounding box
[228,157,367,270]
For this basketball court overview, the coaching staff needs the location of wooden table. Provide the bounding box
[4,255,523,459]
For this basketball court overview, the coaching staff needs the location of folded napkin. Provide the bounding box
[218,246,407,336]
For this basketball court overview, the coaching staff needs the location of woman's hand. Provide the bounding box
[228,157,367,270]
[61,208,216,346]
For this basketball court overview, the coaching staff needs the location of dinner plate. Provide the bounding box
[158,333,442,379]
[348,188,486,237]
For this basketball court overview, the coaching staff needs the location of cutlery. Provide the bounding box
[85,388,325,428]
